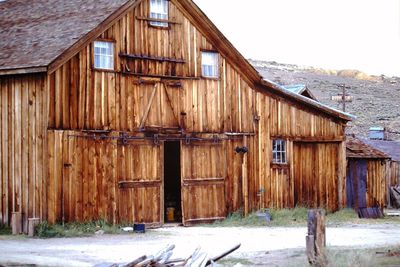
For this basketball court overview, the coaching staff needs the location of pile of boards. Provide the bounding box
[97,244,241,267]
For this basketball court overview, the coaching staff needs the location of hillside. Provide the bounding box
[250,60,400,141]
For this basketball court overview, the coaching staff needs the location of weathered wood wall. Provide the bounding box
[346,158,387,209]
[390,161,400,187]
[293,142,340,211]
[0,75,48,231]
[366,160,387,208]
[1,0,348,227]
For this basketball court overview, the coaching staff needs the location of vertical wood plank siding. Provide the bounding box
[390,161,400,187]
[0,75,47,230]
[1,0,350,227]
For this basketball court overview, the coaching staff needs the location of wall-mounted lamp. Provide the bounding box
[235,146,248,154]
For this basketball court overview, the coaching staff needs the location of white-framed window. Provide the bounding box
[272,139,287,164]
[150,0,168,27]
[94,41,114,70]
[201,51,219,78]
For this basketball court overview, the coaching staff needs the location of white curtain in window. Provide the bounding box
[150,0,168,27]
[94,41,114,70]
[201,52,218,77]
[272,139,286,164]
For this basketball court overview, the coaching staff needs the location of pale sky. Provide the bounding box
[193,0,400,77]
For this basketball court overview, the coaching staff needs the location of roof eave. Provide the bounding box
[0,66,47,76]
[259,79,354,122]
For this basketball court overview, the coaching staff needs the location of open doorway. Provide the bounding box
[164,141,182,223]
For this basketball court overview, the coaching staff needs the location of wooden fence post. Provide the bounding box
[28,218,40,237]
[11,212,22,235]
[306,209,327,266]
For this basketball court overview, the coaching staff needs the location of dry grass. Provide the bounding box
[210,208,400,228]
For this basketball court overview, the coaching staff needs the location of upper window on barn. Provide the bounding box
[201,51,219,78]
[150,0,168,27]
[272,139,287,164]
[94,41,114,70]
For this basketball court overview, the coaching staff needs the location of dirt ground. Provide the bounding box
[0,224,400,267]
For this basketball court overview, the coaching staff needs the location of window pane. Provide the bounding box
[273,152,277,162]
[150,0,168,27]
[276,153,281,163]
[202,52,219,78]
[272,139,286,164]
[94,55,100,68]
[94,41,114,70]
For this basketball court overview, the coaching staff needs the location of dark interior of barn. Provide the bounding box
[164,141,182,223]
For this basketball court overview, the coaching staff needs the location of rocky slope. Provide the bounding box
[250,60,400,140]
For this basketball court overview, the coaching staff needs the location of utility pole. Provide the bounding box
[331,84,353,112]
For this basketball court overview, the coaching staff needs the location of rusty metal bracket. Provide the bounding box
[153,134,160,145]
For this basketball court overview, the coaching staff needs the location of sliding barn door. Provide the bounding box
[47,131,120,224]
[181,142,227,225]
[117,139,162,225]
[293,142,339,211]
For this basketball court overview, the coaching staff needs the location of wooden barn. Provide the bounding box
[346,137,391,209]
[0,0,352,232]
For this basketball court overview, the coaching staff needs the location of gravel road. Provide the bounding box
[1,224,399,266]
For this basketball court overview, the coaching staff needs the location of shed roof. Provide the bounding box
[362,139,400,161]
[0,0,131,72]
[346,136,390,159]
[282,84,317,101]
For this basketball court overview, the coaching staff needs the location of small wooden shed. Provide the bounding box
[363,139,400,185]
[0,0,352,231]
[346,137,391,209]
[362,138,400,206]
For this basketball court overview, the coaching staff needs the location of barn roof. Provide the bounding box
[362,139,400,161]
[346,136,390,159]
[0,0,133,73]
[0,0,352,122]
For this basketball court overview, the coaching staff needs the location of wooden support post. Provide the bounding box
[306,209,327,267]
[28,218,40,237]
[242,136,249,216]
[11,212,22,235]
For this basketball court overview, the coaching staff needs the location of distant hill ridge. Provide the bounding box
[250,59,400,141]
[250,60,400,83]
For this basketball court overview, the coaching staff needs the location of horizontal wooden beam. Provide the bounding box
[271,135,345,143]
[118,180,161,189]
[121,71,199,80]
[135,16,181,25]
[183,178,224,186]
[120,53,185,63]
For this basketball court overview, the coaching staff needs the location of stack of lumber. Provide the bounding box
[97,244,241,267]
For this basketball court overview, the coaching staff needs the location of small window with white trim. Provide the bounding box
[201,51,219,78]
[94,41,114,70]
[272,139,287,164]
[150,0,168,27]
